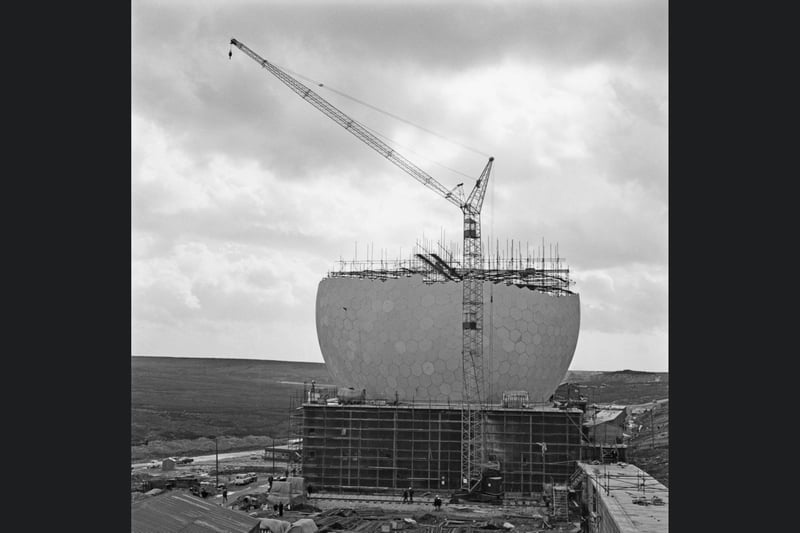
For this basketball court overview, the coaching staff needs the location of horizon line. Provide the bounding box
[131,354,668,373]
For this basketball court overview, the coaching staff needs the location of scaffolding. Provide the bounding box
[290,388,583,496]
[330,238,574,296]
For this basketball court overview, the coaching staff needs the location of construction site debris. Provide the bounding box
[288,518,320,533]
[415,513,438,524]
[260,518,292,533]
[290,502,322,513]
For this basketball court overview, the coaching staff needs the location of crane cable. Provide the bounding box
[359,118,475,185]
[231,44,486,183]
[271,60,493,162]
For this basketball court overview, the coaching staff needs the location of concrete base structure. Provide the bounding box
[574,462,668,533]
[294,402,583,494]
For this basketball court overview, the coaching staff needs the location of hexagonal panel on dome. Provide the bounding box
[316,275,579,402]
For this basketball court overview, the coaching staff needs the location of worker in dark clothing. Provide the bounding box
[408,487,414,503]
[278,502,284,516]
[580,504,590,533]
[434,495,442,511]
[542,481,553,509]
[307,484,313,498]
[222,488,228,503]
[402,489,409,503]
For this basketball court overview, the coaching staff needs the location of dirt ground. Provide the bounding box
[132,451,290,489]
[133,453,582,532]
[138,487,582,533]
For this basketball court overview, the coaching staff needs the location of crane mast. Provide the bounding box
[231,38,492,490]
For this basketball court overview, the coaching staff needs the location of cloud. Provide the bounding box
[571,329,668,372]
[573,266,668,335]
[132,0,668,371]
[132,0,668,182]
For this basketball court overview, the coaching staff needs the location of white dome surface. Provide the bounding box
[316,275,580,403]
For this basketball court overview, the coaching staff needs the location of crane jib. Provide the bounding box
[231,38,495,491]
[230,38,488,212]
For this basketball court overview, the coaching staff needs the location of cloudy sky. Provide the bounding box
[132,0,668,372]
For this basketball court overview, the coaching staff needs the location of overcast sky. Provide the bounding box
[132,0,668,372]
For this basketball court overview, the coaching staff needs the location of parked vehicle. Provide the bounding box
[193,481,228,497]
[234,472,257,485]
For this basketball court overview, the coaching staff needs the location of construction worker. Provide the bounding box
[408,487,414,503]
[542,481,553,509]
[222,488,228,504]
[402,489,409,503]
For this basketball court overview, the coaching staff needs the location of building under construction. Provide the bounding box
[331,239,574,293]
[230,40,586,501]
[316,242,581,405]
[290,386,584,496]
[302,242,583,497]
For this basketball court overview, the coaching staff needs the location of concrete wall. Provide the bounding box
[316,275,580,403]
[588,423,624,445]
[300,404,583,493]
[584,475,622,533]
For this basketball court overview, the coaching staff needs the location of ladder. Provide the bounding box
[551,485,569,521]
[568,468,584,490]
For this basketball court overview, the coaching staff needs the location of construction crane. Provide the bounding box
[230,38,493,492]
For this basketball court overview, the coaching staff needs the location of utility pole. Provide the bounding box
[650,407,655,450]
[543,446,546,493]
[536,442,547,494]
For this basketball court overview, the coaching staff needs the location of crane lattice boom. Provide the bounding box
[231,38,492,490]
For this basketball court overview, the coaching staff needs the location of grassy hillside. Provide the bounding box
[556,370,669,486]
[627,400,669,487]
[131,356,332,445]
[559,370,669,404]
[133,358,669,482]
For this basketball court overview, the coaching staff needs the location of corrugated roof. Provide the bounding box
[583,409,626,427]
[131,492,260,533]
